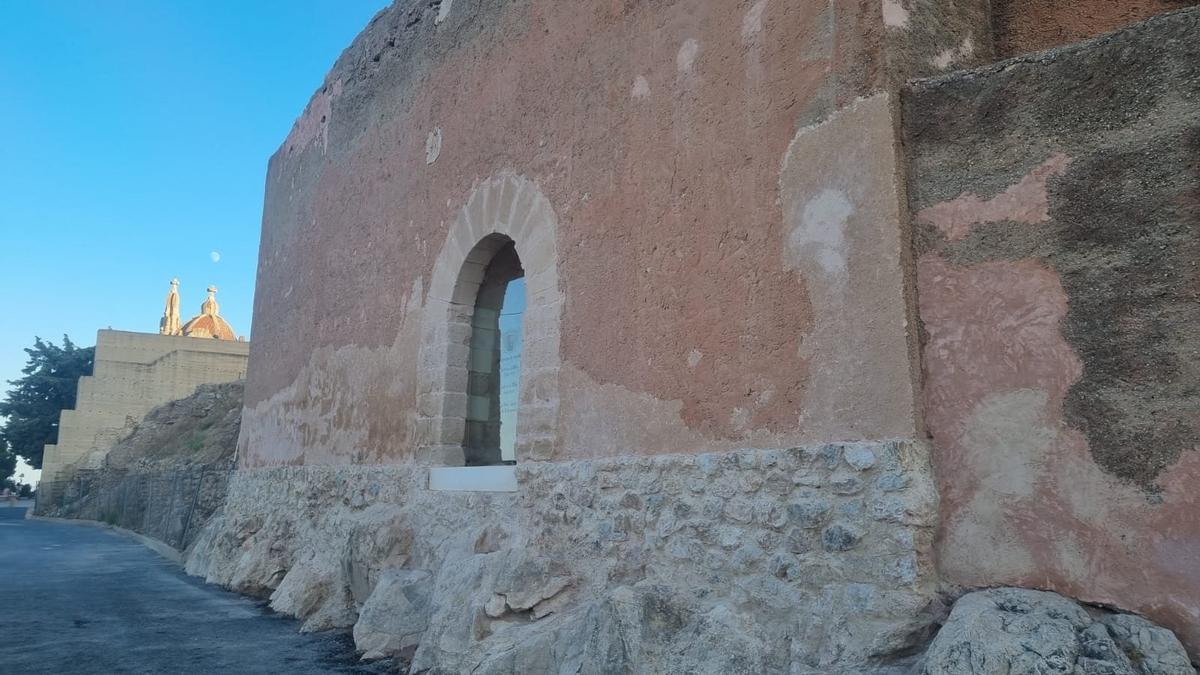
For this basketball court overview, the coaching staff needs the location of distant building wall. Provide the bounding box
[40,330,249,493]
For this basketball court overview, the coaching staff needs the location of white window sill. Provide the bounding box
[428,465,518,492]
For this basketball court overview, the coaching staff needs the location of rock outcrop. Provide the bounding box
[920,588,1195,675]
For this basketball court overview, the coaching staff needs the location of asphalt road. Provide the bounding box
[0,505,395,674]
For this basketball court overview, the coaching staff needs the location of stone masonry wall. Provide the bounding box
[47,466,231,552]
[904,8,1200,654]
[186,440,939,673]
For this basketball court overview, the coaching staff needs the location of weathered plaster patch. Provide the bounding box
[676,39,700,74]
[882,0,910,28]
[425,128,442,165]
[916,153,1073,241]
[778,93,920,442]
[918,250,1200,651]
[932,37,976,70]
[742,0,768,42]
[918,254,1082,459]
[558,363,708,459]
[1048,430,1132,534]
[240,280,425,467]
[729,407,751,432]
[686,348,702,369]
[750,377,775,406]
[1050,531,1093,587]
[558,360,813,458]
[788,188,852,286]
[239,344,370,465]
[960,389,1054,498]
[940,491,1036,580]
[631,75,650,100]
[917,253,1078,579]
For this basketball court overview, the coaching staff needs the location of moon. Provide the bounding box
[210,251,221,263]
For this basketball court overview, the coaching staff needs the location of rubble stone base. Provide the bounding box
[186,440,940,673]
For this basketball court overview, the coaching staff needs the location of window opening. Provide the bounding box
[464,240,524,466]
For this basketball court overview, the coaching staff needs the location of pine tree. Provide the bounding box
[0,336,95,469]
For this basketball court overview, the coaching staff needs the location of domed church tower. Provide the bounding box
[180,285,238,340]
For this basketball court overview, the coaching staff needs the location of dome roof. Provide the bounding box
[180,313,237,340]
[180,285,238,340]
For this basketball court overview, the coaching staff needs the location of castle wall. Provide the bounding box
[905,8,1200,652]
[203,0,1200,668]
[239,0,979,469]
[40,330,249,491]
[199,1,988,671]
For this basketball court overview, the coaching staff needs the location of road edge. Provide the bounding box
[27,513,183,565]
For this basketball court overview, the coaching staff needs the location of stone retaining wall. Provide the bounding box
[38,381,243,552]
[186,440,938,673]
[43,467,231,552]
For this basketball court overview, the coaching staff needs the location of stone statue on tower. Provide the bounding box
[159,278,182,336]
[200,285,219,316]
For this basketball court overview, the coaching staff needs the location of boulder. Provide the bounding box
[353,569,433,660]
[270,559,356,632]
[341,515,412,605]
[919,588,1195,675]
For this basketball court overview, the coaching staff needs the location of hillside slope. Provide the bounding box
[43,381,242,551]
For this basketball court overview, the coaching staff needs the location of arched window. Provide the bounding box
[463,236,524,465]
[420,172,562,487]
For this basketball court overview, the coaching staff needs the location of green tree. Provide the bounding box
[0,336,94,469]
[0,437,16,484]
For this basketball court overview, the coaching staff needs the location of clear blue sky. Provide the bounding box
[0,1,391,481]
